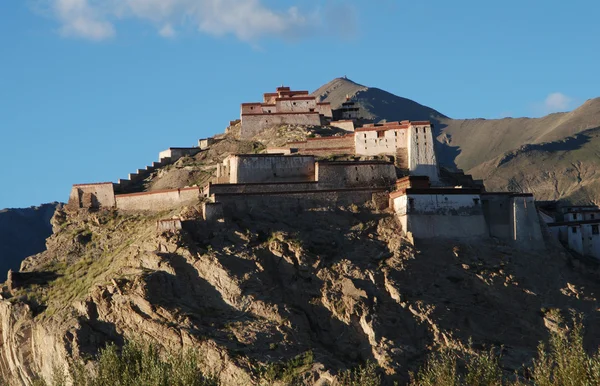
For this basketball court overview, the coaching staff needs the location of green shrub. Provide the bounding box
[335,361,381,386]
[40,341,217,386]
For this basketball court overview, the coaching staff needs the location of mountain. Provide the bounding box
[0,203,59,276]
[315,77,600,203]
[312,77,447,123]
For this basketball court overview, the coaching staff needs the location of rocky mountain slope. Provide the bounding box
[0,204,59,276]
[2,200,600,385]
[315,78,600,203]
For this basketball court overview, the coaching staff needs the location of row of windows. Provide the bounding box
[571,225,600,234]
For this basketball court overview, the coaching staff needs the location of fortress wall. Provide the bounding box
[355,128,407,156]
[296,147,355,156]
[203,202,224,221]
[316,162,396,188]
[511,195,544,248]
[229,155,316,184]
[115,187,201,211]
[159,147,201,161]
[316,103,333,118]
[241,113,322,138]
[67,183,116,209]
[481,194,513,239]
[391,191,487,238]
[568,225,584,255]
[214,188,385,214]
[330,121,355,132]
[581,223,600,259]
[276,99,316,113]
[407,124,439,182]
[206,182,319,196]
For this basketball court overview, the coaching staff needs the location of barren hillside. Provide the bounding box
[2,200,600,385]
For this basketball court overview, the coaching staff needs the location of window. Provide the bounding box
[572,227,577,234]
[395,131,398,136]
[250,106,254,110]
[377,131,385,138]
[408,198,415,211]
[473,198,480,205]
[593,225,599,235]
[293,102,296,105]
[592,214,595,220]
[364,134,367,138]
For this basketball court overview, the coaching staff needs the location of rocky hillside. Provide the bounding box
[2,202,600,385]
[315,78,600,203]
[0,203,59,276]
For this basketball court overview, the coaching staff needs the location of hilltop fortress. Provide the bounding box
[66,84,546,247]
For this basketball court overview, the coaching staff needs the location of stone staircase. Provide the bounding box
[113,157,174,194]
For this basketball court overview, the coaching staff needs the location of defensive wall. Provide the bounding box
[241,112,322,139]
[204,181,320,196]
[509,194,544,247]
[406,122,439,183]
[355,122,409,156]
[330,120,355,132]
[288,135,354,150]
[115,187,201,211]
[159,147,202,161]
[316,161,396,188]
[390,188,487,239]
[225,154,316,184]
[67,182,116,210]
[212,187,387,215]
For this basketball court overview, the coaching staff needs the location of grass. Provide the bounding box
[36,341,218,386]
[258,351,314,385]
[410,314,600,386]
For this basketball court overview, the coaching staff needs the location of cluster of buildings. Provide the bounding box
[541,205,600,260]
[65,84,600,258]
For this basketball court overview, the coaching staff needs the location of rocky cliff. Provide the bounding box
[2,200,600,385]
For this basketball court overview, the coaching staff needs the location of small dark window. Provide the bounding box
[572,227,577,234]
[409,198,415,211]
[293,102,296,105]
[592,214,595,219]
[592,225,599,235]
[364,134,367,138]
[250,106,254,109]
[377,131,385,138]
[473,198,480,205]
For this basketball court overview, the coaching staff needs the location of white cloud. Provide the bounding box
[533,92,573,116]
[544,92,571,112]
[55,0,115,40]
[158,23,176,38]
[42,0,354,42]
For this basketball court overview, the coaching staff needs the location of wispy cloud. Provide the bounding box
[41,0,356,42]
[55,0,115,40]
[533,92,573,116]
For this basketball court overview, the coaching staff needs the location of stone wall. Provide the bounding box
[213,188,386,214]
[240,113,322,138]
[158,147,201,161]
[316,161,396,188]
[316,103,333,118]
[355,124,408,156]
[205,182,319,196]
[511,195,544,248]
[330,120,355,132]
[481,194,512,239]
[568,225,584,255]
[227,154,316,184]
[276,98,316,113]
[288,135,354,150]
[115,187,201,211]
[407,123,439,182]
[67,183,116,209]
[391,190,487,238]
[203,202,224,221]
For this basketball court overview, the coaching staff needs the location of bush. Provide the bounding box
[335,361,381,386]
[41,341,217,386]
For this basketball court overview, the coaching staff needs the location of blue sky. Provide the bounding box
[1,0,599,209]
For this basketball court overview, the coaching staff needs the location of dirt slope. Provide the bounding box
[2,204,600,385]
